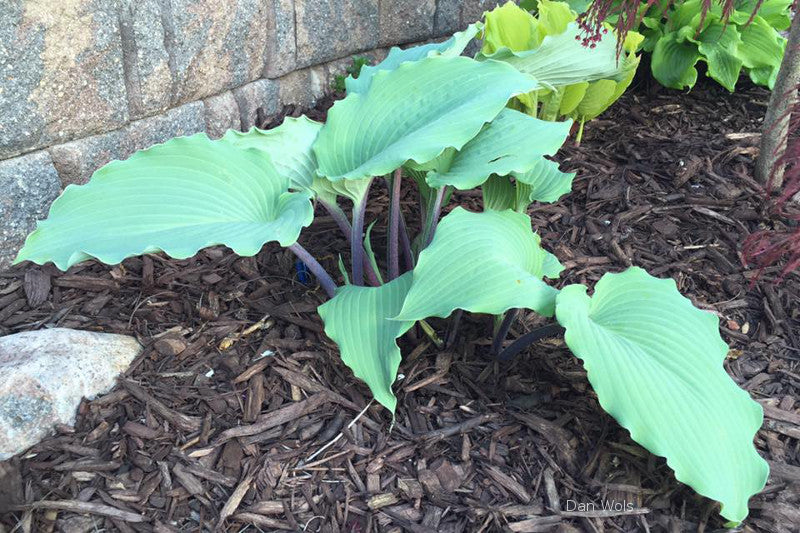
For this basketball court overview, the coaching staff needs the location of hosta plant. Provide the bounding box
[480,0,643,142]
[15,20,767,525]
[579,0,789,91]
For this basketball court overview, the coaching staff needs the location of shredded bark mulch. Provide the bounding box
[0,77,798,533]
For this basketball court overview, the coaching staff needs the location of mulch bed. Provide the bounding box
[1,75,799,533]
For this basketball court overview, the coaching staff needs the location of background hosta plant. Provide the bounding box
[578,0,789,91]
[480,0,643,141]
[15,17,767,525]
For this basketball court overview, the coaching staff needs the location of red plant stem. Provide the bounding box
[351,180,373,286]
[319,197,381,287]
[288,243,337,298]
[388,169,402,280]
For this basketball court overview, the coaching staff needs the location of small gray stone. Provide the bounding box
[234,79,280,130]
[0,0,128,159]
[295,0,380,67]
[118,0,174,118]
[264,0,297,78]
[379,0,436,46]
[49,129,132,186]
[162,0,270,105]
[0,328,141,461]
[126,102,206,151]
[0,151,61,270]
[434,0,464,36]
[204,91,241,138]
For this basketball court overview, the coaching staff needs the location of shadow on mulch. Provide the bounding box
[0,77,798,533]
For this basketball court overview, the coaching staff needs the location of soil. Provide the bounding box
[0,76,798,533]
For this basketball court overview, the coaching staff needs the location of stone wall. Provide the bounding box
[0,0,494,269]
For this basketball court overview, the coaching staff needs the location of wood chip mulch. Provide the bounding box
[0,76,798,533]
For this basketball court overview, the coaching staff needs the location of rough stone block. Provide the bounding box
[162,0,270,105]
[49,129,132,186]
[204,91,241,138]
[0,328,141,461]
[0,0,129,159]
[118,0,173,118]
[49,102,205,188]
[126,102,206,151]
[379,0,436,46]
[295,0,380,67]
[277,68,326,110]
[434,0,464,36]
[264,0,296,78]
[0,151,61,269]
[461,0,498,27]
[234,79,280,130]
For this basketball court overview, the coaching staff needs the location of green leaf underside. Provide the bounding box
[318,272,415,413]
[395,208,563,322]
[15,133,313,270]
[483,175,516,211]
[314,56,537,182]
[222,116,322,191]
[426,108,572,190]
[347,23,482,94]
[514,158,576,204]
[479,22,625,88]
[555,268,768,524]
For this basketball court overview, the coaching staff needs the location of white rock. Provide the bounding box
[0,328,141,461]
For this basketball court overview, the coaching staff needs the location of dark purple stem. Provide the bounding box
[288,243,337,298]
[497,323,565,362]
[351,181,372,286]
[319,198,352,239]
[491,308,520,356]
[320,197,380,287]
[388,169,402,281]
[399,213,414,271]
[423,187,446,248]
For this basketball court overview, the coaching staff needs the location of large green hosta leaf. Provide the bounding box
[691,22,743,92]
[739,17,785,89]
[514,158,575,205]
[425,108,572,189]
[479,22,624,88]
[15,133,313,270]
[318,273,415,413]
[555,268,768,524]
[651,31,701,89]
[223,116,321,191]
[347,23,482,94]
[482,0,540,54]
[395,208,563,321]
[314,56,537,182]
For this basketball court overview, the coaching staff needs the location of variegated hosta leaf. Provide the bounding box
[514,158,575,205]
[478,22,624,89]
[425,108,572,190]
[223,116,322,191]
[15,133,313,270]
[318,273,415,413]
[395,208,563,322]
[314,56,538,182]
[347,23,482,94]
[555,268,769,524]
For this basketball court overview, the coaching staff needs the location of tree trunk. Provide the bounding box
[756,13,800,188]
